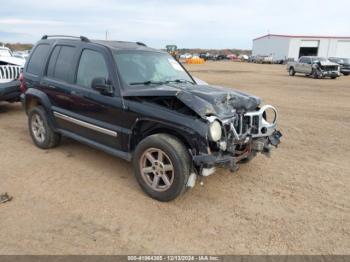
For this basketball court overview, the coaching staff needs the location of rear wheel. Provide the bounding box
[331,76,337,79]
[288,67,295,76]
[28,106,61,149]
[133,134,190,202]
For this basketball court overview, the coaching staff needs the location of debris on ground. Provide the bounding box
[0,193,13,204]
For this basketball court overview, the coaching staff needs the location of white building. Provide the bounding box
[252,34,350,61]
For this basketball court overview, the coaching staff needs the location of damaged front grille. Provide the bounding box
[222,105,278,141]
[322,66,338,71]
[235,115,259,136]
[251,115,259,134]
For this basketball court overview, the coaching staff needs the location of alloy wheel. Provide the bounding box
[139,148,175,192]
[31,113,46,143]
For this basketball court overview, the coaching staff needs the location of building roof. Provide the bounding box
[253,34,350,41]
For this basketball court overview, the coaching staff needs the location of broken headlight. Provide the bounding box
[209,120,222,142]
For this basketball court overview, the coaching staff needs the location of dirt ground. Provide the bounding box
[1,62,349,255]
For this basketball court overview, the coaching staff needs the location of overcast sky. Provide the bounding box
[0,0,349,49]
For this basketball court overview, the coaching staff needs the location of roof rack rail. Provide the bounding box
[136,41,147,47]
[41,35,90,42]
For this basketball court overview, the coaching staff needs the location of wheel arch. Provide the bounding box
[24,89,57,129]
[129,119,205,156]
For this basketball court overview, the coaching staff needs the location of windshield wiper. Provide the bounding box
[129,80,165,86]
[165,79,194,85]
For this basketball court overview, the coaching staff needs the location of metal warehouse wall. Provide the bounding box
[253,35,350,61]
[288,38,350,60]
[252,36,290,60]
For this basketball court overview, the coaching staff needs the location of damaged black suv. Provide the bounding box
[21,35,282,201]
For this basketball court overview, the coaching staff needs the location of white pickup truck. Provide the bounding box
[0,46,25,102]
[287,56,340,79]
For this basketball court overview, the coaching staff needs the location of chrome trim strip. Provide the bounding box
[53,111,117,137]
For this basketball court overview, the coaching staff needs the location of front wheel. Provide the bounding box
[133,134,190,202]
[312,69,321,79]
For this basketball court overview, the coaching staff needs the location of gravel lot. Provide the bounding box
[1,62,349,254]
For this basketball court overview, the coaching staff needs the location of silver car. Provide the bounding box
[287,56,340,79]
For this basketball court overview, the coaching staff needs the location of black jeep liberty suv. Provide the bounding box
[21,35,282,201]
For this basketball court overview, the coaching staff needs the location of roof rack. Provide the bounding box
[136,41,147,47]
[41,35,90,42]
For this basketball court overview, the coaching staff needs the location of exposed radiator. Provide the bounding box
[235,114,260,136]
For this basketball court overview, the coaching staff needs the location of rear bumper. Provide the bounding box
[0,80,20,102]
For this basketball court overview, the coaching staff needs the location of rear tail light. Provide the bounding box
[19,72,27,93]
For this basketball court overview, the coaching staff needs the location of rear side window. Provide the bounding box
[76,49,108,88]
[46,46,61,77]
[47,45,76,82]
[26,44,50,75]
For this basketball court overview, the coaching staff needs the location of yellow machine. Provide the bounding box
[186,57,205,64]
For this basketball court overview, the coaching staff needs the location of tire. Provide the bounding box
[331,76,337,79]
[288,67,295,76]
[28,106,61,149]
[133,134,191,202]
[312,69,320,79]
[343,73,349,76]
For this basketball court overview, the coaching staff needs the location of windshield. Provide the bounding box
[113,51,194,86]
[0,48,12,57]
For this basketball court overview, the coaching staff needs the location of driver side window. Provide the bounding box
[76,49,108,88]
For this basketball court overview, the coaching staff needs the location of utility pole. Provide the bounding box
[105,30,109,40]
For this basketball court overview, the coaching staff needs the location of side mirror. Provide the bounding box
[91,77,113,95]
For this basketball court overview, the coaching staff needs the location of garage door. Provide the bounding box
[336,41,350,57]
[301,40,319,48]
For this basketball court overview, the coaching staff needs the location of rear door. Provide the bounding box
[24,43,51,91]
[40,43,79,117]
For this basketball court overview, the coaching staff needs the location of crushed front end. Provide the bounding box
[193,105,282,176]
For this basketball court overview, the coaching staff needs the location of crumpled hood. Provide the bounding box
[123,83,261,118]
[318,61,339,66]
[0,56,25,66]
